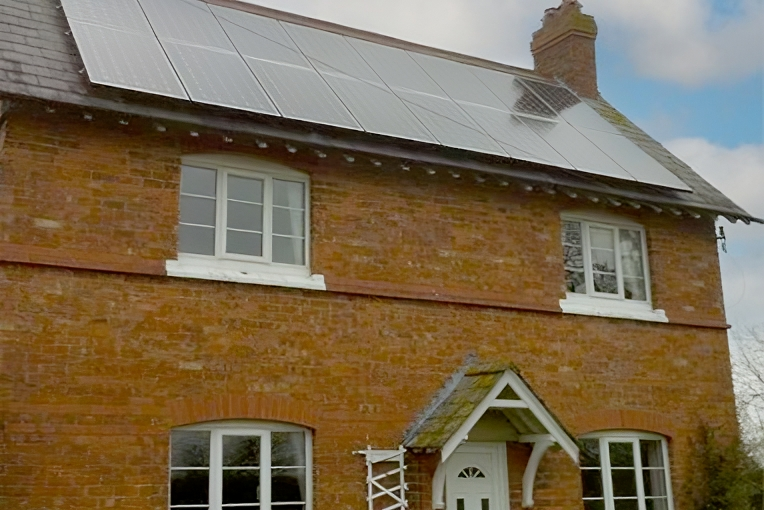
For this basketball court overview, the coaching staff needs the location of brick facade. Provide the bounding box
[0,105,738,510]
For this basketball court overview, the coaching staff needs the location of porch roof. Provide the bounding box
[403,364,579,463]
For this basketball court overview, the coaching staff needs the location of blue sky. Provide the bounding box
[242,0,764,331]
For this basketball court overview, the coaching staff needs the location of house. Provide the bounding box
[0,0,760,509]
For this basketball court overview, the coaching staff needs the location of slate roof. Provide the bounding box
[0,0,758,223]
[404,369,505,450]
[403,364,574,452]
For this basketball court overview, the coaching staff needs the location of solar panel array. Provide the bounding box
[60,0,691,192]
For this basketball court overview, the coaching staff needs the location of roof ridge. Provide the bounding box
[203,0,544,79]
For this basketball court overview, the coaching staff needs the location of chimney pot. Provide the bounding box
[531,0,599,99]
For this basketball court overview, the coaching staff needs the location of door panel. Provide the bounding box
[446,444,508,510]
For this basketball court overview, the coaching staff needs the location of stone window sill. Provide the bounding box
[560,295,668,323]
[165,258,326,291]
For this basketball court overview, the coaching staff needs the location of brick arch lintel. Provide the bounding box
[575,409,676,439]
[168,394,318,430]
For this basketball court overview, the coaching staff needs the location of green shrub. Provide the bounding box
[690,426,762,510]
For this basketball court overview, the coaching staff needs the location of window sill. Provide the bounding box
[560,295,668,323]
[165,259,326,291]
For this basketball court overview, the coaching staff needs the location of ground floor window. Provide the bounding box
[170,421,312,510]
[580,431,674,510]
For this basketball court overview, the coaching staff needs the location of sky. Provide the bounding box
[241,0,764,332]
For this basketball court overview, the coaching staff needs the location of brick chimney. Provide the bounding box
[531,0,599,99]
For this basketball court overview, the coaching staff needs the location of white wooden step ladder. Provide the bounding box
[354,446,409,510]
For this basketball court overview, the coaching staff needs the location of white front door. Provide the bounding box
[446,443,509,510]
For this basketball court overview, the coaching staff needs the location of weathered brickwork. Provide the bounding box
[0,105,738,509]
[531,1,599,99]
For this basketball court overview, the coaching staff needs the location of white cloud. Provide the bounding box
[240,0,764,86]
[665,138,764,329]
[585,0,764,86]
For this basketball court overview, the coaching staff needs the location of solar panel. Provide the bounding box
[322,75,438,143]
[209,6,361,130]
[408,53,507,111]
[344,40,509,155]
[137,0,234,49]
[396,90,507,156]
[61,0,187,100]
[138,0,278,115]
[580,129,692,190]
[347,38,444,96]
[520,79,580,112]
[521,117,637,181]
[60,0,691,192]
[161,42,278,114]
[519,78,691,189]
[519,78,618,133]
[61,0,154,33]
[460,104,573,168]
[470,67,556,119]
[282,23,437,143]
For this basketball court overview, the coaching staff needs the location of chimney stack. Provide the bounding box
[531,0,599,99]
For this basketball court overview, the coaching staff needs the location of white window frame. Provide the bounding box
[579,431,674,510]
[166,155,325,291]
[169,420,313,510]
[560,211,666,323]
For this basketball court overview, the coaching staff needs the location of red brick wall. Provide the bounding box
[0,105,737,509]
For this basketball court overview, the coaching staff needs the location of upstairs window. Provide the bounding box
[561,216,649,302]
[580,432,674,510]
[178,157,309,270]
[170,421,312,510]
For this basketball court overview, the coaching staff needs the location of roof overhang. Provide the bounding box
[7,94,761,224]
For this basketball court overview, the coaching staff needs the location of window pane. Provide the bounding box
[228,175,263,203]
[619,230,644,277]
[181,196,216,226]
[227,201,263,232]
[582,469,604,498]
[457,499,465,510]
[181,166,216,197]
[272,432,306,467]
[623,277,647,301]
[179,224,215,256]
[227,231,263,257]
[172,431,211,467]
[566,270,586,294]
[580,439,601,467]
[272,236,305,265]
[222,469,260,504]
[593,273,618,294]
[640,441,665,468]
[272,467,306,502]
[482,498,490,510]
[611,469,638,497]
[643,470,668,497]
[273,180,305,208]
[646,498,670,510]
[590,228,614,250]
[609,443,635,467]
[273,208,305,237]
[223,436,261,467]
[562,221,582,246]
[171,469,209,506]
[564,244,584,269]
[584,501,605,510]
[613,500,639,510]
[269,506,305,510]
[591,248,616,274]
